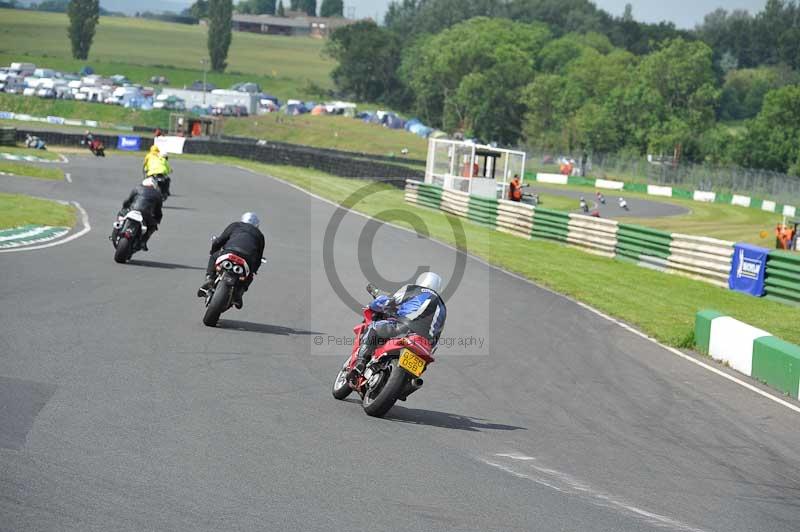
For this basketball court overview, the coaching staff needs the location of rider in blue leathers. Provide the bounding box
[350,272,447,379]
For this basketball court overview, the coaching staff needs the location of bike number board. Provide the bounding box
[399,349,425,377]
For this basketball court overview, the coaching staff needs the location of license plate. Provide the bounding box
[398,349,426,377]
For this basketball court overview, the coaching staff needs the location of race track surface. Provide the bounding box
[1,156,799,532]
[528,184,689,218]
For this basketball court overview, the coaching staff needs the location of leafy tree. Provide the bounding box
[402,17,550,143]
[320,0,342,17]
[735,85,800,172]
[277,0,285,16]
[326,21,404,103]
[299,0,315,16]
[289,0,300,9]
[208,0,233,72]
[189,0,209,18]
[237,0,275,14]
[719,66,799,120]
[67,0,100,60]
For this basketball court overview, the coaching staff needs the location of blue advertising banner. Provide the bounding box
[729,243,769,296]
[117,135,141,151]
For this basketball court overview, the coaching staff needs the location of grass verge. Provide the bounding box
[0,161,63,179]
[0,145,62,160]
[223,114,429,160]
[175,153,800,346]
[0,192,75,228]
[531,183,784,245]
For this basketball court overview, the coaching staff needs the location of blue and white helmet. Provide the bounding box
[241,212,260,227]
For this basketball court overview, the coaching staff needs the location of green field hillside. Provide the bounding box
[0,8,334,100]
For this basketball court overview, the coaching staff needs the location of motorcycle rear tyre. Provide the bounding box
[114,238,132,263]
[362,359,407,418]
[203,283,230,327]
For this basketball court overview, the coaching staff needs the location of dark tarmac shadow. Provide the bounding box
[386,406,527,432]
[218,319,324,336]
[162,205,194,211]
[127,259,205,271]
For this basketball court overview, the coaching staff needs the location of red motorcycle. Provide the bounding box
[331,284,436,418]
[89,139,105,157]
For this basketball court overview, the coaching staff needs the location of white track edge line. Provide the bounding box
[218,162,800,414]
[0,201,90,253]
[65,172,72,183]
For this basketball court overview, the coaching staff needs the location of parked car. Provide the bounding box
[150,75,169,85]
[37,87,56,98]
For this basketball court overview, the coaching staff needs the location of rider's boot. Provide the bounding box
[197,275,213,297]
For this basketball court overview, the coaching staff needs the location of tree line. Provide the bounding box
[327,0,800,176]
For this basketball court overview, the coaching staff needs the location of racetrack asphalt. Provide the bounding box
[526,184,689,218]
[1,155,799,532]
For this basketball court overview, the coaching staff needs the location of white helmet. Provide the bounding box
[142,177,157,187]
[241,212,260,227]
[415,271,442,292]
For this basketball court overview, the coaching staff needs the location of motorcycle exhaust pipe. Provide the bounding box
[399,378,423,401]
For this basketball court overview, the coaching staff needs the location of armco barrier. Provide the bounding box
[14,128,423,185]
[765,251,800,306]
[615,224,672,271]
[496,199,535,239]
[667,234,734,288]
[567,215,618,257]
[532,207,570,243]
[695,310,800,399]
[404,180,738,290]
[467,195,498,227]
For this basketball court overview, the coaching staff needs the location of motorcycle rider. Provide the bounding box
[198,212,265,309]
[117,177,163,251]
[350,271,447,379]
[143,144,172,197]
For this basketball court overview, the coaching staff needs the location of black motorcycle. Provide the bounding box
[110,210,147,263]
[200,249,265,327]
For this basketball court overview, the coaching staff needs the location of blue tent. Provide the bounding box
[80,66,94,76]
[408,123,433,138]
[382,113,405,129]
[404,118,422,131]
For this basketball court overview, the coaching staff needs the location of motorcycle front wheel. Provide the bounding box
[362,358,407,418]
[331,358,353,400]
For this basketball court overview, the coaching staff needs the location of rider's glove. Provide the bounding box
[369,295,391,312]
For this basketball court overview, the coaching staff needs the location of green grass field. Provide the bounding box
[0,160,63,179]
[0,192,74,228]
[174,153,800,346]
[223,114,430,159]
[0,9,334,100]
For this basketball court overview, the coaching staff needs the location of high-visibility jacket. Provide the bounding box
[143,153,170,176]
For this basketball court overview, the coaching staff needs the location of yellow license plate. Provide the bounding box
[398,349,426,377]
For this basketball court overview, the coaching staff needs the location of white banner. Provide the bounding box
[647,185,672,197]
[783,205,797,217]
[693,191,716,202]
[155,135,186,155]
[732,195,751,207]
[761,200,776,213]
[536,173,568,185]
[594,179,625,190]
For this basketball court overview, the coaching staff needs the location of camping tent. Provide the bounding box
[310,105,327,116]
[382,113,405,129]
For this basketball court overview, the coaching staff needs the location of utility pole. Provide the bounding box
[200,58,209,105]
